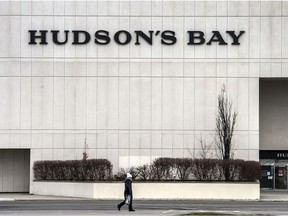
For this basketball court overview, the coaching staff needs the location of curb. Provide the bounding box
[0,198,15,201]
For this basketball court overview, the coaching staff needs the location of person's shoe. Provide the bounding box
[129,209,135,212]
[117,204,121,211]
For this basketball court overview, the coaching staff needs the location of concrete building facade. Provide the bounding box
[0,0,288,192]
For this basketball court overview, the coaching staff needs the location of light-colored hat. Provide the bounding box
[127,173,132,178]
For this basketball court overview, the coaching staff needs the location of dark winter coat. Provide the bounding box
[124,178,132,195]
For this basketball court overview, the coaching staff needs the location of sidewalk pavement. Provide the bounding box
[260,189,288,201]
[0,193,89,201]
[1,190,288,201]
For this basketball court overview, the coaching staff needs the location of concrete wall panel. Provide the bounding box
[1,1,287,185]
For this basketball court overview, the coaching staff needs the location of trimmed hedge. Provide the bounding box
[114,158,261,182]
[34,157,261,182]
[33,159,113,181]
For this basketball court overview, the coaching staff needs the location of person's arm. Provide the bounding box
[127,179,132,195]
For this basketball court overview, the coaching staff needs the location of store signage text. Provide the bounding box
[28,30,245,46]
[260,150,288,160]
[277,153,288,158]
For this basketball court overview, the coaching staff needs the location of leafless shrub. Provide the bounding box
[175,158,193,181]
[113,166,138,181]
[150,158,175,181]
[136,164,152,181]
[33,159,112,181]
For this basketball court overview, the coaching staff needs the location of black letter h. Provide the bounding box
[28,30,48,45]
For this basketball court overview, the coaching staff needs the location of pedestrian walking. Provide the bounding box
[117,173,135,212]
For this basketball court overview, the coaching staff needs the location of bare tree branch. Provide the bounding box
[215,85,237,160]
[198,136,214,159]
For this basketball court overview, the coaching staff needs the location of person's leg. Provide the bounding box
[129,195,135,211]
[117,198,126,211]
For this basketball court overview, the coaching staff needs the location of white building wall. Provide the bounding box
[1,1,287,181]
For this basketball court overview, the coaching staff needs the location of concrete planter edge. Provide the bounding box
[32,181,260,200]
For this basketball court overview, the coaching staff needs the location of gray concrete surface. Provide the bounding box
[260,190,288,201]
[0,193,88,201]
[1,190,288,201]
[1,199,288,216]
[0,191,288,216]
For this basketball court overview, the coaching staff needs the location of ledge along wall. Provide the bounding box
[32,182,260,200]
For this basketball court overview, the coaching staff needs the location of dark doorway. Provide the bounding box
[0,149,30,192]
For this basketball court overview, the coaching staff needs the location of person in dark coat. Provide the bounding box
[117,173,135,212]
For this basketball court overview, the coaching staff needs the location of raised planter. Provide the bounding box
[32,181,260,200]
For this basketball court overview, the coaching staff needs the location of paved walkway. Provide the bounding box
[1,199,288,216]
[0,193,89,201]
[260,189,288,201]
[1,190,288,201]
[1,193,288,216]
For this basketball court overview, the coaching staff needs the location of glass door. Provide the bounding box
[275,166,287,189]
[260,166,274,189]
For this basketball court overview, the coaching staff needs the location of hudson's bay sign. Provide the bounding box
[28,30,245,46]
[260,151,288,160]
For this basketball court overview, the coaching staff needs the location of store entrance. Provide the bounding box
[261,165,274,189]
[259,79,288,191]
[260,161,288,190]
[275,165,287,189]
